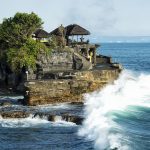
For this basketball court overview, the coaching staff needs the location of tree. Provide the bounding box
[0,12,52,72]
[7,38,50,72]
[0,12,43,49]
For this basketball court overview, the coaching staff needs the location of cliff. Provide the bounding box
[24,67,121,106]
[0,46,122,106]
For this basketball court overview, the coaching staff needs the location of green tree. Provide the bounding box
[0,12,43,49]
[0,12,52,72]
[7,38,50,72]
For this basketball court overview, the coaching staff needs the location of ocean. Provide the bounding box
[0,43,150,150]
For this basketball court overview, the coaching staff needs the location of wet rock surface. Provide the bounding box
[0,66,121,125]
[25,68,121,106]
[0,97,84,125]
[0,111,30,118]
[34,113,84,125]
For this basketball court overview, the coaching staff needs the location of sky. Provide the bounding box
[0,0,150,38]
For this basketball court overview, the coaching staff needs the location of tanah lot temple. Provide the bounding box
[33,24,98,68]
[0,24,122,106]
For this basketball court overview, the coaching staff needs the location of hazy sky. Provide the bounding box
[0,0,150,37]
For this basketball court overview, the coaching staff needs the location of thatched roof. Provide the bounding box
[65,24,90,36]
[33,29,49,38]
[50,25,66,36]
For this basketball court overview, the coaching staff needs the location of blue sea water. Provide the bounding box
[0,43,150,150]
[100,43,150,72]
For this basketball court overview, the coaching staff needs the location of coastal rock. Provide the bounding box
[24,68,121,106]
[0,110,84,125]
[34,113,84,125]
[0,111,30,118]
[62,114,84,125]
[0,102,12,106]
[0,109,84,125]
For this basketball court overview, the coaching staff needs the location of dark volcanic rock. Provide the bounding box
[33,112,84,125]
[0,101,12,106]
[0,104,84,124]
[0,111,30,118]
[62,114,84,125]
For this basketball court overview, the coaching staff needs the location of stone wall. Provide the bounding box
[24,68,121,106]
[96,55,112,64]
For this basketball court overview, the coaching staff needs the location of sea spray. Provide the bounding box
[0,114,76,128]
[79,70,150,150]
[0,114,49,128]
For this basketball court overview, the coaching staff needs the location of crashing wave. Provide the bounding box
[79,70,150,150]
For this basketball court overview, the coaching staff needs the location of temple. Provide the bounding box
[50,24,97,65]
[26,24,121,81]
[0,24,122,106]
[33,24,98,66]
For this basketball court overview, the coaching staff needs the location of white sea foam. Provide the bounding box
[35,103,71,111]
[0,115,49,128]
[49,115,76,126]
[51,120,76,127]
[0,114,76,128]
[0,96,24,100]
[79,70,150,150]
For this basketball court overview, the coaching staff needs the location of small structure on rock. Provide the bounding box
[50,24,98,67]
[50,25,66,48]
[32,28,49,43]
[65,24,90,45]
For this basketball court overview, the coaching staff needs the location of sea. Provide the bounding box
[0,43,150,150]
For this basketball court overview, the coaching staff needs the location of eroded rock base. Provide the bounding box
[25,68,121,106]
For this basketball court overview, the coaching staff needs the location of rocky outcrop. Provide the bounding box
[0,110,83,125]
[0,50,93,87]
[0,111,30,118]
[34,113,84,125]
[34,50,92,80]
[24,68,121,106]
[0,48,122,106]
[73,52,92,70]
[36,51,74,74]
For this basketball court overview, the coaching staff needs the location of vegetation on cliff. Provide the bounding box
[0,12,51,72]
[7,38,49,71]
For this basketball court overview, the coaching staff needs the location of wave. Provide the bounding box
[0,115,49,128]
[79,70,150,150]
[35,103,73,111]
[0,96,24,100]
[0,115,76,128]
